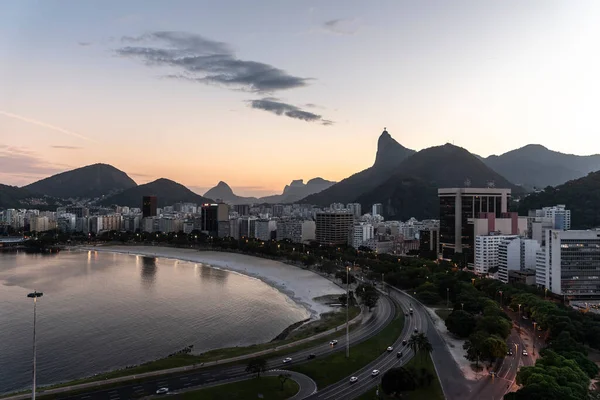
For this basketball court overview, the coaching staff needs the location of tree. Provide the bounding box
[445,310,476,338]
[245,358,267,378]
[335,270,356,285]
[356,284,380,311]
[408,333,432,360]
[278,373,291,390]
[463,331,486,367]
[381,367,417,396]
[476,315,511,339]
[416,290,443,305]
[480,335,508,363]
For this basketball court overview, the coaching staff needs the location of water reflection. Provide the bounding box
[140,257,157,288]
[198,263,228,285]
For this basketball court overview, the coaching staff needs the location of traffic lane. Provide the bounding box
[59,298,395,400]
[309,295,419,399]
[389,288,472,400]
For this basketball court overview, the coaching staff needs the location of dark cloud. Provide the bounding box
[51,145,82,150]
[323,18,361,35]
[116,31,309,93]
[249,98,334,125]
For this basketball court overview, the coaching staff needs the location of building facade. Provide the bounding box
[142,196,158,218]
[316,211,354,245]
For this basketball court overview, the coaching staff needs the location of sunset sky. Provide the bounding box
[1,0,599,196]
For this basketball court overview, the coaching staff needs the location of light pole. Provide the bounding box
[518,304,522,333]
[498,290,503,307]
[27,291,43,400]
[346,266,350,358]
[446,287,450,308]
[532,322,537,355]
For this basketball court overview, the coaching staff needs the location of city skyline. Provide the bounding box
[1,0,600,196]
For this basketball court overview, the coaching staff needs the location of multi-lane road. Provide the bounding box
[49,295,395,400]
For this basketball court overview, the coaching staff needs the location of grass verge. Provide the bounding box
[434,308,452,321]
[170,376,298,400]
[357,352,444,400]
[289,303,404,387]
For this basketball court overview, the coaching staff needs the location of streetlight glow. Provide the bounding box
[27,291,43,400]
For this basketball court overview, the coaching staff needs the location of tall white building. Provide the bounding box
[346,203,362,218]
[255,219,277,241]
[474,234,517,275]
[277,220,316,244]
[536,205,571,231]
[537,230,600,299]
[497,237,540,283]
[372,203,383,216]
[351,223,374,249]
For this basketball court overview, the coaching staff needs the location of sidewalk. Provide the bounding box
[3,309,363,400]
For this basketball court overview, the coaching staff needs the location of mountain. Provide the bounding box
[24,163,137,199]
[300,128,415,205]
[204,181,258,204]
[483,145,600,189]
[518,171,600,229]
[99,178,212,208]
[355,143,521,220]
[203,178,336,205]
[0,184,34,209]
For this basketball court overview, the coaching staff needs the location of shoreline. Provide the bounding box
[74,245,344,321]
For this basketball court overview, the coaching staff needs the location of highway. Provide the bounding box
[304,291,420,400]
[48,296,395,400]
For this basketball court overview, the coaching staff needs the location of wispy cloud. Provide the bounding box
[249,98,333,125]
[116,31,310,93]
[0,145,70,185]
[51,145,82,150]
[322,18,362,35]
[78,42,92,46]
[0,110,96,142]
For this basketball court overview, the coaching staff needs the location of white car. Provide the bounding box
[386,346,393,352]
[283,357,292,363]
[371,369,380,377]
[522,350,528,356]
[156,388,169,394]
[350,376,359,383]
[330,340,338,346]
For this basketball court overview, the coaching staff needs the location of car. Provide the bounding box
[522,315,528,320]
[371,369,380,377]
[386,346,393,352]
[307,354,316,360]
[156,388,169,395]
[507,349,513,356]
[405,313,408,316]
[522,350,528,356]
[283,357,292,363]
[414,328,418,333]
[330,340,338,346]
[402,339,407,346]
[350,376,359,383]
[397,351,403,358]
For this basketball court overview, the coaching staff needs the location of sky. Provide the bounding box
[1,0,599,197]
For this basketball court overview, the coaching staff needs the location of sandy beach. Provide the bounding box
[76,245,345,319]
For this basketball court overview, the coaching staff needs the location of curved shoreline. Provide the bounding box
[75,245,344,321]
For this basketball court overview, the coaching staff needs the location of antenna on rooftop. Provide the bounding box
[464,178,471,187]
[487,180,496,188]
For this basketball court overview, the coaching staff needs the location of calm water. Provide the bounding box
[0,250,309,393]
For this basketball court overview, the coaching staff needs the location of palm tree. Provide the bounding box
[408,334,419,356]
[416,333,433,360]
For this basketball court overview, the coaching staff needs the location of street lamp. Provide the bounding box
[27,291,43,400]
[532,322,537,355]
[346,266,350,358]
[446,288,450,308]
[518,304,522,332]
[498,290,503,307]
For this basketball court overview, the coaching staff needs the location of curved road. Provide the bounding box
[48,296,395,400]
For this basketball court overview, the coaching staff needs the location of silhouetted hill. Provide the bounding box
[24,164,137,199]
[518,171,600,229]
[99,178,212,208]
[204,181,258,204]
[483,145,600,189]
[0,184,33,209]
[355,144,520,220]
[301,128,415,205]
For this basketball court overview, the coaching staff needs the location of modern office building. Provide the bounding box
[316,211,354,245]
[537,230,600,299]
[276,219,316,244]
[438,187,511,263]
[372,203,383,216]
[142,196,158,218]
[201,203,229,236]
[239,216,258,238]
[255,219,277,241]
[497,237,540,283]
[350,223,374,249]
[234,204,250,216]
[419,228,440,257]
[474,234,518,275]
[533,205,571,231]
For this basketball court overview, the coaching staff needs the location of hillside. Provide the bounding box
[204,181,258,204]
[300,128,415,205]
[24,163,137,199]
[518,171,600,229]
[356,144,521,220]
[0,184,33,209]
[99,178,212,208]
[483,145,600,189]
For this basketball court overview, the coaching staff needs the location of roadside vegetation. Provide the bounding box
[170,376,298,400]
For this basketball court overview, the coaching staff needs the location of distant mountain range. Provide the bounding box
[98,178,212,208]
[204,178,336,205]
[24,163,137,199]
[482,145,600,190]
[519,171,600,230]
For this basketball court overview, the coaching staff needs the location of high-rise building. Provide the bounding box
[276,220,316,243]
[272,204,284,217]
[142,196,158,218]
[372,203,383,216]
[240,216,258,238]
[346,203,362,218]
[201,203,229,236]
[234,204,250,216]
[350,223,374,249]
[475,234,517,275]
[255,219,277,241]
[535,205,571,230]
[438,188,511,263]
[316,211,354,245]
[537,230,600,299]
[419,228,440,257]
[497,237,540,283]
[65,206,89,218]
